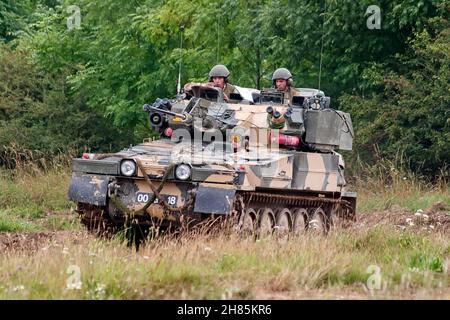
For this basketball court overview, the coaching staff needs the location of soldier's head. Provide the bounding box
[272,68,293,91]
[209,64,230,89]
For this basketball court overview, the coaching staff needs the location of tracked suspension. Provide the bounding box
[240,191,354,218]
[242,192,341,207]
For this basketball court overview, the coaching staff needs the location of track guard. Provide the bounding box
[193,185,236,215]
[68,174,110,206]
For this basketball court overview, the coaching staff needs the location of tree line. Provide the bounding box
[0,0,448,177]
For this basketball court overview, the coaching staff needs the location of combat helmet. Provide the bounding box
[209,64,230,82]
[272,68,293,86]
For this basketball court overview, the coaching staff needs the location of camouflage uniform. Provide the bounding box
[223,83,238,99]
[203,82,237,100]
[279,87,300,105]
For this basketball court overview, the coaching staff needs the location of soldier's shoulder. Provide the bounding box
[290,87,302,96]
[225,83,238,93]
[227,83,237,90]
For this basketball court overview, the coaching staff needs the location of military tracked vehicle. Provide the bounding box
[68,83,356,238]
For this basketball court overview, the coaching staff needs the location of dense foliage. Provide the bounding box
[0,0,448,176]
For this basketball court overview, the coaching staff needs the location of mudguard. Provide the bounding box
[193,184,236,215]
[68,174,110,206]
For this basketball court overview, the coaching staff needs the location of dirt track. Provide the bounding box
[354,202,450,234]
[0,230,92,253]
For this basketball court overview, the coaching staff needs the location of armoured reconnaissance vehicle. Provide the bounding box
[68,83,356,239]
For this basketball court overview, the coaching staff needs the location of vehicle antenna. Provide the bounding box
[177,26,184,94]
[216,17,220,63]
[318,2,326,90]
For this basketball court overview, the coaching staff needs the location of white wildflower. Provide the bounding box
[12,285,25,292]
[66,281,82,290]
[95,283,106,296]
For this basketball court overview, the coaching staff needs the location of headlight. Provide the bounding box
[120,160,136,177]
[175,164,191,181]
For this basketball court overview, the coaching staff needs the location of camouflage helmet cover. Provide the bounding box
[209,64,230,80]
[272,68,293,81]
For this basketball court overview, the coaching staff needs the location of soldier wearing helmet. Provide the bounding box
[272,68,300,104]
[208,64,238,101]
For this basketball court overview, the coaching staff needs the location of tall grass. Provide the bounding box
[348,156,450,213]
[0,228,448,299]
[0,168,72,212]
[0,145,73,209]
[0,147,74,232]
[0,143,73,173]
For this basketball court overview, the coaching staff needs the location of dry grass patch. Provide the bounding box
[0,224,448,299]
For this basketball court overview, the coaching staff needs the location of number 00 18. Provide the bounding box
[135,193,177,205]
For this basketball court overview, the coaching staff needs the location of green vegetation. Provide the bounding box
[0,210,40,232]
[0,167,74,232]
[0,0,449,176]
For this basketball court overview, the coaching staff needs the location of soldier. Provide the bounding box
[272,68,300,104]
[208,64,238,100]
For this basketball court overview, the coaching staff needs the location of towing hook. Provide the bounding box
[107,180,120,197]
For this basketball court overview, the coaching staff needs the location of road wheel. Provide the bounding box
[274,208,291,240]
[237,208,256,238]
[292,208,308,236]
[308,207,327,235]
[258,208,275,239]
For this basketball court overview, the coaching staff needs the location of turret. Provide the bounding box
[143,84,354,153]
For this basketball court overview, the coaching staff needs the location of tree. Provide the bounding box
[1,0,448,177]
[340,4,450,176]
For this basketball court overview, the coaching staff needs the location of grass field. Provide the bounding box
[0,166,449,299]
